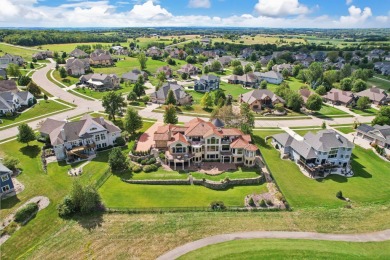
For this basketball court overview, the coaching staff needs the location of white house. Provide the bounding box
[39,114,121,162]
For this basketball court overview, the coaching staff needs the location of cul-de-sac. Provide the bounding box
[0,0,390,259]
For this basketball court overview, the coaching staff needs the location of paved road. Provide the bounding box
[157,229,390,260]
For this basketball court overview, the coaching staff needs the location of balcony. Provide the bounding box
[190,140,204,147]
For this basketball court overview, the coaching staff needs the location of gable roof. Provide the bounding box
[0,80,18,93]
[240,89,285,104]
[150,82,189,101]
[356,87,388,103]
[322,88,354,104]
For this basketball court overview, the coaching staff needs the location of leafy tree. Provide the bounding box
[240,103,254,131]
[286,92,303,112]
[17,75,31,86]
[165,89,177,105]
[7,63,21,77]
[340,77,353,91]
[181,72,188,80]
[352,69,369,81]
[225,95,233,106]
[127,91,137,101]
[136,74,145,86]
[356,96,371,111]
[203,65,210,74]
[372,106,390,126]
[306,62,323,89]
[315,85,327,95]
[26,81,41,97]
[61,52,67,59]
[340,64,352,79]
[211,60,222,72]
[167,57,176,65]
[306,94,323,111]
[201,92,213,109]
[254,62,262,72]
[156,71,166,89]
[322,121,327,129]
[266,60,274,71]
[282,68,289,79]
[260,80,267,89]
[102,92,125,121]
[250,52,257,62]
[244,64,253,74]
[213,89,226,105]
[124,107,143,137]
[29,62,34,69]
[137,52,148,70]
[17,123,36,146]
[292,64,302,77]
[352,79,367,92]
[231,60,241,67]
[164,104,178,124]
[108,147,128,171]
[217,97,225,108]
[327,51,339,63]
[43,94,48,102]
[3,156,19,171]
[233,65,244,76]
[323,70,339,90]
[133,83,145,98]
[59,67,67,78]
[186,55,196,64]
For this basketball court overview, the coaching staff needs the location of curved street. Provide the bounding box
[157,229,390,260]
[0,62,375,141]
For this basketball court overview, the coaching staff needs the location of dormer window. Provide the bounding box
[90,127,97,131]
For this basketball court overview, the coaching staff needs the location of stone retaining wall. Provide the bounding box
[122,176,264,190]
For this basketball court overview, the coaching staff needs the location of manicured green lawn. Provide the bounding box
[52,69,79,87]
[129,167,260,181]
[219,82,252,100]
[368,77,390,91]
[336,127,355,134]
[350,107,378,116]
[179,239,390,260]
[0,43,37,61]
[253,130,390,209]
[314,104,351,118]
[0,100,72,129]
[73,83,133,100]
[35,42,125,53]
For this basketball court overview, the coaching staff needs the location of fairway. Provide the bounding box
[253,130,390,209]
[179,239,390,260]
[0,43,38,61]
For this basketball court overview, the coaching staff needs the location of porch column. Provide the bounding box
[182,162,184,170]
[174,161,176,170]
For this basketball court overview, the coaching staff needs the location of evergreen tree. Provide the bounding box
[108,147,128,171]
[201,92,213,109]
[138,53,148,70]
[165,89,177,105]
[164,104,178,124]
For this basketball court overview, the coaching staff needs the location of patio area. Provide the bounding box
[186,162,238,175]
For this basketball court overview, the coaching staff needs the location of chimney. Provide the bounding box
[100,117,105,126]
[60,128,66,141]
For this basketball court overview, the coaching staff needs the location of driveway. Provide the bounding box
[157,229,390,260]
[135,121,163,151]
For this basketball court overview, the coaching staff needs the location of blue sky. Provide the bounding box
[0,0,389,28]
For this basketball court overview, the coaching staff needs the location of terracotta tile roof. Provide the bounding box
[203,128,224,138]
[220,128,243,136]
[153,133,170,141]
[230,137,250,149]
[242,134,252,143]
[168,132,189,146]
[245,144,258,151]
[185,120,215,137]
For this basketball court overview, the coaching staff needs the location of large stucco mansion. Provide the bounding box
[153,118,258,170]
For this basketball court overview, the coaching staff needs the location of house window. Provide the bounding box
[236,149,243,155]
[208,146,219,152]
[207,137,218,144]
[173,144,185,153]
[328,148,338,158]
[97,144,101,149]
[1,175,9,182]
[100,134,106,140]
[345,155,350,159]
[1,185,10,192]
[95,135,101,141]
[102,143,107,148]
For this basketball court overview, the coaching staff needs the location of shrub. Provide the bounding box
[1,221,18,236]
[137,158,143,163]
[150,164,158,171]
[141,159,148,165]
[248,197,255,207]
[115,136,126,147]
[14,203,38,223]
[159,152,165,160]
[336,191,343,199]
[259,199,267,207]
[143,165,154,173]
[266,199,273,206]
[57,196,75,217]
[132,165,142,173]
[147,158,156,164]
[210,201,226,211]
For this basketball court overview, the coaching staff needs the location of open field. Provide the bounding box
[367,77,390,91]
[34,42,127,53]
[0,43,37,61]
[212,35,306,45]
[253,130,390,209]
[179,239,390,260]
[0,100,73,129]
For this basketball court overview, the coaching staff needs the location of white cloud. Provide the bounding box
[188,0,211,8]
[346,0,353,5]
[0,0,387,28]
[339,5,372,26]
[254,0,310,17]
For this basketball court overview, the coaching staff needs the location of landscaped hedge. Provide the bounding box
[14,203,38,224]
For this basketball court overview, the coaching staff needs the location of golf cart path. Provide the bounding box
[157,229,390,259]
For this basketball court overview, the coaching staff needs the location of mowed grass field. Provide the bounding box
[212,35,305,45]
[179,239,390,260]
[253,130,390,209]
[0,43,38,61]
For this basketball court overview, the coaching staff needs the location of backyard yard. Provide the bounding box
[253,130,390,209]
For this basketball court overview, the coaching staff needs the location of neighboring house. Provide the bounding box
[356,124,390,152]
[384,55,390,62]
[374,62,390,76]
[65,58,90,76]
[32,51,53,60]
[299,88,314,104]
[216,56,233,67]
[39,114,121,161]
[0,68,6,79]
[79,73,120,90]
[0,90,35,115]
[156,66,173,78]
[201,50,217,58]
[69,48,88,58]
[200,38,211,45]
[89,49,113,66]
[228,73,259,88]
[111,46,129,55]
[0,80,18,93]
[169,48,187,59]
[149,82,192,105]
[272,130,354,177]
[194,74,220,92]
[259,55,272,66]
[239,89,285,110]
[356,87,389,105]
[367,53,380,62]
[241,48,255,59]
[255,71,284,85]
[322,88,355,106]
[146,46,163,58]
[153,117,258,169]
[177,64,199,76]
[272,63,293,74]
[122,69,148,83]
[0,163,15,198]
[0,54,24,69]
